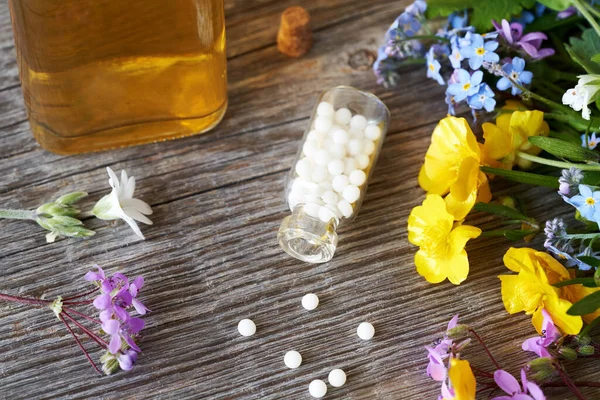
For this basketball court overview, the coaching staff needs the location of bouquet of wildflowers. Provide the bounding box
[376,0,600,398]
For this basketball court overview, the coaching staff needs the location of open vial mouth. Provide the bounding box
[278,205,338,264]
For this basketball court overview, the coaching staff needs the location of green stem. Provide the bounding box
[564,233,600,240]
[0,209,36,220]
[394,34,450,43]
[516,152,600,171]
[574,0,600,38]
[584,1,600,19]
[545,113,595,131]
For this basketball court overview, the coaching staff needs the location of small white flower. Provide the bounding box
[562,75,600,121]
[92,167,153,239]
[581,132,599,150]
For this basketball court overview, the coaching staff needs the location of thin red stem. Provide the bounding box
[62,311,108,349]
[62,287,99,302]
[60,314,101,374]
[63,299,95,306]
[469,329,501,370]
[0,293,52,306]
[472,366,494,378]
[63,307,101,325]
[557,367,587,400]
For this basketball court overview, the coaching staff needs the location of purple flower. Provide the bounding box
[557,6,577,19]
[447,69,482,101]
[468,83,496,112]
[118,349,139,371]
[492,369,546,400]
[459,33,499,69]
[558,168,584,197]
[493,20,554,60]
[425,315,459,382]
[102,316,145,354]
[497,57,533,96]
[426,48,445,85]
[522,309,560,358]
[129,276,149,315]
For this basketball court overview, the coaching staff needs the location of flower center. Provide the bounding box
[462,82,471,91]
[475,47,485,56]
[510,71,519,80]
[429,63,435,71]
[586,197,595,206]
[590,140,597,147]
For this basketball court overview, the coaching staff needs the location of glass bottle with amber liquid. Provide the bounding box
[9,0,228,154]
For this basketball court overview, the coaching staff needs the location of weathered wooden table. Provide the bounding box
[0,1,599,399]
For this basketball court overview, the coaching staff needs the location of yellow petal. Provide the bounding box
[415,249,447,284]
[450,156,480,201]
[446,250,470,285]
[476,172,492,204]
[534,251,571,284]
[407,195,453,247]
[449,225,481,255]
[544,296,583,335]
[418,164,435,193]
[560,282,600,324]
[482,122,512,161]
[449,359,476,400]
[444,189,477,221]
[503,247,537,273]
[499,270,543,314]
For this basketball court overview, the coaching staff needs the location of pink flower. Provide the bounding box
[425,315,459,382]
[492,19,554,60]
[522,309,560,358]
[492,369,545,400]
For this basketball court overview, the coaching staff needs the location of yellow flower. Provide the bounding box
[560,270,600,324]
[447,358,476,400]
[408,194,481,285]
[418,116,490,220]
[482,109,549,170]
[499,247,583,334]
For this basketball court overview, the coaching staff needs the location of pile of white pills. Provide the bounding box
[288,101,382,223]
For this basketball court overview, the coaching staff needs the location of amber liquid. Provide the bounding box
[9,0,227,154]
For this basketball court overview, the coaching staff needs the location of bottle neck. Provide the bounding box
[278,204,338,263]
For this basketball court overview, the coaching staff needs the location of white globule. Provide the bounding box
[289,106,383,224]
[342,185,360,203]
[309,380,328,398]
[350,114,368,131]
[331,175,350,193]
[349,170,366,186]
[365,124,381,140]
[334,107,352,125]
[327,159,345,176]
[317,101,335,117]
[284,350,303,369]
[328,369,347,387]
[237,319,256,337]
[355,154,370,170]
[357,322,375,340]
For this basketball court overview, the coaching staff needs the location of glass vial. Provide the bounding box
[278,86,390,263]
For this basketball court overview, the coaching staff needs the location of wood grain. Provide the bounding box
[0,1,599,399]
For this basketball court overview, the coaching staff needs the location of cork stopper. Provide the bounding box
[277,6,313,58]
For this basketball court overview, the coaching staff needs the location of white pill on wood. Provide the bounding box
[302,293,319,310]
[237,319,256,337]
[284,350,303,369]
[309,380,327,398]
[328,369,347,387]
[357,322,375,340]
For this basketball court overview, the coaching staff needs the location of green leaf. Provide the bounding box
[536,0,572,11]
[579,256,600,269]
[553,277,598,288]
[526,14,580,33]
[549,130,582,144]
[480,166,560,188]
[503,229,537,241]
[565,29,600,74]
[592,53,600,64]
[426,0,473,17]
[528,136,600,162]
[470,0,535,31]
[473,202,530,221]
[568,290,600,315]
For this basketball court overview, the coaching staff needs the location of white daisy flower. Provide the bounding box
[92,167,153,239]
[562,75,600,121]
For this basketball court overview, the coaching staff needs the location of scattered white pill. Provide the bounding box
[302,293,320,310]
[322,190,339,205]
[331,175,350,193]
[311,165,329,183]
[317,101,335,117]
[331,127,350,145]
[347,139,363,156]
[334,107,352,125]
[350,114,368,131]
[318,206,337,223]
[295,158,313,179]
[342,185,360,203]
[355,154,370,170]
[314,116,333,133]
[363,139,375,156]
[309,379,328,398]
[284,350,303,369]
[343,158,357,175]
[238,319,256,337]
[304,203,320,219]
[327,159,345,176]
[357,322,375,340]
[349,170,366,186]
[314,149,332,166]
[328,369,347,387]
[303,140,319,157]
[365,124,381,140]
[337,200,353,218]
